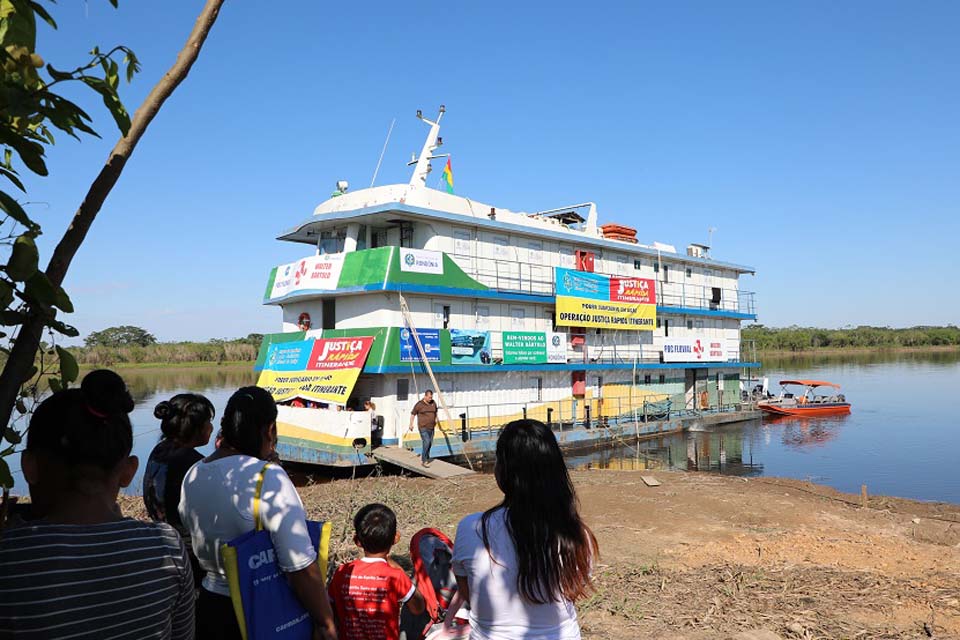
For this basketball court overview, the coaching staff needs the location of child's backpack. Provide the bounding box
[400,528,469,640]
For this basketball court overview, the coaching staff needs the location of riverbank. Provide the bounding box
[758,345,960,357]
[119,470,959,638]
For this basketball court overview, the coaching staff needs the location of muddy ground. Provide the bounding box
[121,469,960,639]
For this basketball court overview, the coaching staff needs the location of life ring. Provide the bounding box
[298,312,312,331]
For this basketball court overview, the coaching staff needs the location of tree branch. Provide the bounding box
[0,0,225,433]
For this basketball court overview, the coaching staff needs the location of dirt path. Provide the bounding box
[121,469,960,638]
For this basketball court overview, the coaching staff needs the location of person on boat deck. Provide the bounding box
[179,386,337,640]
[408,389,438,467]
[0,370,195,639]
[452,419,599,640]
[142,393,215,589]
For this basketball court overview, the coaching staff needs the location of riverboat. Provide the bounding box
[254,107,762,467]
[758,380,851,417]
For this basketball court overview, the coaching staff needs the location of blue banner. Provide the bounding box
[263,340,312,371]
[399,328,441,362]
[450,329,491,365]
[554,267,609,301]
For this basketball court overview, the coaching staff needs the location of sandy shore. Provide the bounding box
[121,470,960,639]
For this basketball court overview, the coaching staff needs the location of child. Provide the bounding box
[329,503,426,639]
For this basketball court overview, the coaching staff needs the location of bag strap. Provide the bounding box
[253,462,271,533]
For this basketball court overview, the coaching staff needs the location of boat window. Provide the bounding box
[695,320,704,330]
[658,374,665,384]
[687,320,694,330]
[356,224,368,251]
[399,222,414,248]
[527,240,543,264]
[644,374,652,385]
[454,230,471,255]
[634,259,643,270]
[322,298,336,330]
[653,262,659,273]
[559,246,576,268]
[530,377,543,402]
[662,264,669,283]
[396,379,409,401]
[475,305,490,328]
[438,305,450,329]
[686,267,692,278]
[491,234,510,258]
[663,318,670,337]
[510,307,525,329]
[372,228,388,248]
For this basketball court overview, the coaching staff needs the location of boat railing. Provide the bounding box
[451,254,756,315]
[431,388,756,440]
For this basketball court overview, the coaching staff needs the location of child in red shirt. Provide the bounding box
[329,503,425,640]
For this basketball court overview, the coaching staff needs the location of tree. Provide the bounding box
[84,325,156,348]
[0,0,225,489]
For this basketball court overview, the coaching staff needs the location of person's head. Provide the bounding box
[484,419,598,604]
[154,393,215,448]
[23,369,137,513]
[364,400,375,411]
[353,503,399,555]
[423,390,433,402]
[297,312,311,331]
[219,386,278,460]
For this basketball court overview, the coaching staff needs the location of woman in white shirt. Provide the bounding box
[179,387,336,640]
[452,419,599,640]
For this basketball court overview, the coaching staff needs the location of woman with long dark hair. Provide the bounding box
[179,386,336,640]
[452,419,598,639]
[142,393,215,587]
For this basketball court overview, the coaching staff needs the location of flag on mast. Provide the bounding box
[441,157,454,194]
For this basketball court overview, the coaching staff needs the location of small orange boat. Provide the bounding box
[758,380,851,417]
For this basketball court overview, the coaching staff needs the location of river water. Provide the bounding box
[7,352,959,504]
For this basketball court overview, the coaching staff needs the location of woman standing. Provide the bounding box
[142,393,215,587]
[179,386,336,640]
[452,419,599,639]
[0,370,195,638]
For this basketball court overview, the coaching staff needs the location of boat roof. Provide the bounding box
[779,379,841,389]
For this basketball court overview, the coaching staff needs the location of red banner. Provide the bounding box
[307,337,374,370]
[609,277,656,304]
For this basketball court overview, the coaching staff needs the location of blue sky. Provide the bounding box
[19,1,959,342]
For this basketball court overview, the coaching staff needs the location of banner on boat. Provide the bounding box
[265,254,345,300]
[554,268,656,331]
[661,336,726,363]
[450,329,492,365]
[399,248,444,275]
[256,337,374,404]
[502,331,567,364]
[399,328,441,362]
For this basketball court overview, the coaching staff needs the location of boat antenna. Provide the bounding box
[707,226,717,248]
[370,117,396,188]
[408,105,450,188]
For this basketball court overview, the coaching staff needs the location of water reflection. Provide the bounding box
[769,414,848,449]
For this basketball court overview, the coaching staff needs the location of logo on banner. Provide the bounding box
[399,249,443,274]
[551,335,561,347]
[404,253,416,267]
[693,339,704,359]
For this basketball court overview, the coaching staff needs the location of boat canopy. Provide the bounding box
[779,379,841,389]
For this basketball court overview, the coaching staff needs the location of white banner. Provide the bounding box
[546,332,567,363]
[270,254,344,299]
[399,248,443,274]
[662,336,726,363]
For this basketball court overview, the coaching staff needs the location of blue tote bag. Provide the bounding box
[221,463,331,640]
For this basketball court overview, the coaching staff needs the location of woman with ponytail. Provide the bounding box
[179,386,337,640]
[0,370,195,638]
[451,419,599,639]
[143,393,215,587]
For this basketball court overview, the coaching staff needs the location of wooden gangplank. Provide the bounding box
[372,447,474,479]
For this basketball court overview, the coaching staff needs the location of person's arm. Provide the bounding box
[408,403,418,431]
[454,574,470,604]
[288,563,337,640]
[406,587,426,615]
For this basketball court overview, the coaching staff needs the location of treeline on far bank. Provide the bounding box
[743,325,960,352]
[73,326,262,366]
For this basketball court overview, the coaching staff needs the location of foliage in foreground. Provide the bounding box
[744,324,960,352]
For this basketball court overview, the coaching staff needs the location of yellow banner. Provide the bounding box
[256,369,362,405]
[556,296,656,330]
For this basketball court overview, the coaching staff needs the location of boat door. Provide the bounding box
[685,369,697,411]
